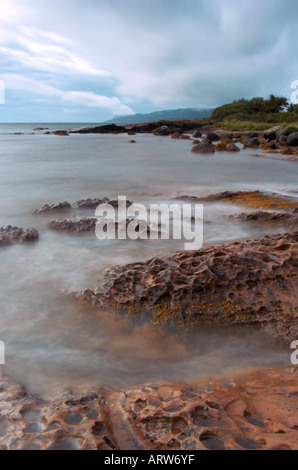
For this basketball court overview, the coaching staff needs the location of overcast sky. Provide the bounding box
[0,0,297,122]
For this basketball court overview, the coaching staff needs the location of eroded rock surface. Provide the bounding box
[232,209,298,226]
[76,198,110,209]
[175,191,298,211]
[78,232,298,343]
[0,366,297,450]
[49,217,97,233]
[0,226,39,245]
[34,201,72,214]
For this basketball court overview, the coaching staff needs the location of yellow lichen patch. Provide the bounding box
[222,191,298,210]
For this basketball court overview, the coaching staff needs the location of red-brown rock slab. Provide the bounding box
[0,226,39,245]
[0,366,297,450]
[77,231,298,344]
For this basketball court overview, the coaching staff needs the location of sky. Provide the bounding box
[0,0,297,122]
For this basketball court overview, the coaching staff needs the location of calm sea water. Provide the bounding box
[0,124,296,396]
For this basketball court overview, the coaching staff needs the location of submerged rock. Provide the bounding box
[175,190,298,211]
[232,208,298,226]
[49,217,97,233]
[0,226,39,245]
[153,125,170,136]
[75,198,109,209]
[34,201,72,214]
[78,231,298,343]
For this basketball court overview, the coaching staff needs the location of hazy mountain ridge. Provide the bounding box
[104,108,213,124]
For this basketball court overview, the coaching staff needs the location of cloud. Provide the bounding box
[0,0,298,121]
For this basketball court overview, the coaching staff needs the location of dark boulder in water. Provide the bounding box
[191,142,215,153]
[287,132,298,146]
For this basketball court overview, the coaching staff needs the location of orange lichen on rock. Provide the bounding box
[77,231,298,343]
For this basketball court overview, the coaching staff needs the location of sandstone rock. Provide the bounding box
[231,208,298,226]
[77,231,298,344]
[76,198,109,209]
[49,217,97,233]
[34,201,72,214]
[175,190,298,211]
[1,366,297,450]
[0,226,39,245]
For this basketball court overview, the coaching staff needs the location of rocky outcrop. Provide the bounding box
[78,231,298,344]
[49,217,97,233]
[52,130,69,136]
[34,201,72,214]
[231,209,298,226]
[76,198,109,209]
[0,226,39,245]
[0,366,297,450]
[72,124,126,134]
[175,191,298,211]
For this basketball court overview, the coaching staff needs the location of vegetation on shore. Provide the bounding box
[210,95,298,131]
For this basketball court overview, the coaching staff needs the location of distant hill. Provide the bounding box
[104,108,213,124]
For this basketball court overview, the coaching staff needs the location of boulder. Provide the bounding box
[153,125,170,136]
[226,143,240,152]
[247,131,259,138]
[191,142,215,154]
[206,131,220,142]
[287,132,298,146]
[192,129,202,138]
[243,138,260,148]
[263,126,283,141]
[276,126,298,138]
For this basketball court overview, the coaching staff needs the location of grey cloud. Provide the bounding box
[0,0,298,121]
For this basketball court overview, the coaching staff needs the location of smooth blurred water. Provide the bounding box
[0,125,296,397]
